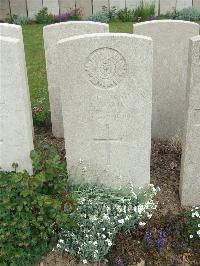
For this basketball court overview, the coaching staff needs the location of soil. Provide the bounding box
[35,127,199,266]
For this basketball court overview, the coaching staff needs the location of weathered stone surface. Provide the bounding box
[43,21,109,138]
[76,0,92,18]
[193,0,200,11]
[160,0,176,14]
[126,0,142,9]
[110,0,125,10]
[59,0,75,13]
[56,33,153,188]
[0,23,22,39]
[93,0,108,14]
[180,36,200,206]
[176,0,192,11]
[134,20,200,139]
[0,0,10,20]
[43,0,59,15]
[27,0,42,18]
[10,0,27,17]
[0,24,33,173]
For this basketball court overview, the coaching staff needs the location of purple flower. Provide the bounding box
[144,230,152,248]
[157,230,166,249]
[113,257,124,266]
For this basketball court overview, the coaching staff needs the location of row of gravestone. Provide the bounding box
[1,0,200,20]
[0,21,199,206]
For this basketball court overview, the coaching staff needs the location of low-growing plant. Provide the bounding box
[35,7,54,24]
[5,14,30,25]
[183,206,200,241]
[166,7,200,21]
[0,145,74,266]
[57,183,158,264]
[88,12,110,23]
[54,8,82,22]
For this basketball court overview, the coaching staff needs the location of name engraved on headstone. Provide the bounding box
[94,123,122,166]
[85,47,127,89]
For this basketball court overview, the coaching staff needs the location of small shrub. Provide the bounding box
[57,183,158,263]
[0,145,74,266]
[5,14,30,25]
[54,8,82,22]
[117,8,135,22]
[133,4,155,22]
[35,7,54,24]
[166,7,200,21]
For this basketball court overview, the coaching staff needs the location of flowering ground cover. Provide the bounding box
[35,128,199,265]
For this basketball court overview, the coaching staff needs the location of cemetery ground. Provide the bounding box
[19,23,200,265]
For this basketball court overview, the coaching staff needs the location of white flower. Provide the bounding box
[189,235,193,239]
[118,219,125,224]
[58,239,64,244]
[198,224,200,228]
[105,239,112,247]
[79,158,83,164]
[83,259,88,264]
[139,222,146,226]
[197,230,200,236]
[103,213,110,220]
[102,234,106,239]
[192,211,199,218]
[93,241,98,246]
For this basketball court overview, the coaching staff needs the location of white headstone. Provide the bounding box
[76,0,92,18]
[93,0,108,14]
[0,0,10,20]
[43,0,59,15]
[193,0,200,12]
[10,0,27,17]
[126,0,142,9]
[43,22,109,138]
[0,24,33,174]
[27,0,42,18]
[134,20,200,139]
[176,0,192,11]
[160,0,176,14]
[56,33,153,188]
[110,0,125,10]
[180,36,200,206]
[59,0,75,13]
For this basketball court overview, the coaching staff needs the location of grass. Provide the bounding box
[22,22,133,126]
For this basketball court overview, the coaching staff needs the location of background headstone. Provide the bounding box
[134,20,200,139]
[59,0,75,13]
[180,36,200,206]
[27,0,42,18]
[57,33,153,188]
[43,22,109,138]
[193,0,200,12]
[0,0,10,20]
[10,0,27,17]
[176,0,192,11]
[43,0,59,15]
[126,0,142,9]
[0,24,33,173]
[159,0,176,14]
[93,0,108,14]
[76,0,92,18]
[110,0,125,10]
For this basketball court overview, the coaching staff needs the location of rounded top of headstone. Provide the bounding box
[134,19,200,29]
[0,23,22,40]
[43,21,109,31]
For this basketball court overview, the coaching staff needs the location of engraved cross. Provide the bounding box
[94,124,122,166]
